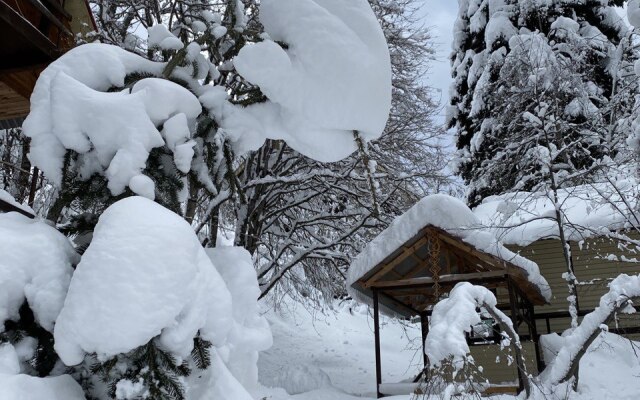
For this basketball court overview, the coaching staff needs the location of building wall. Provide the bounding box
[472,235,640,385]
[512,236,640,336]
[469,341,538,384]
[64,0,96,37]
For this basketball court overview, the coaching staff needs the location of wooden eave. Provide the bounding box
[0,0,97,123]
[352,225,548,317]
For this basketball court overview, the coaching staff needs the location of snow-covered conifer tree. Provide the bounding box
[449,0,633,207]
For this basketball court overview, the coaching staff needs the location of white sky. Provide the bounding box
[419,0,458,124]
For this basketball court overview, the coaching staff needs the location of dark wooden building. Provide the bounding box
[0,0,95,129]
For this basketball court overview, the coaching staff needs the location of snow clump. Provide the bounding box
[0,212,77,332]
[231,0,392,162]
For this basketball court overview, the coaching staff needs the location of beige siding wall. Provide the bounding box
[64,0,96,37]
[469,341,538,384]
[510,236,640,335]
[473,235,640,384]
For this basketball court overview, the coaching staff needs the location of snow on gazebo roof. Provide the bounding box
[347,194,551,314]
[473,179,639,247]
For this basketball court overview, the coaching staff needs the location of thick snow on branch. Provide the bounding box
[188,247,273,397]
[23,45,161,186]
[22,45,202,199]
[628,1,640,29]
[0,189,34,216]
[425,282,514,367]
[205,247,273,387]
[24,0,391,190]
[232,0,391,161]
[53,197,233,365]
[0,212,77,332]
[540,273,640,385]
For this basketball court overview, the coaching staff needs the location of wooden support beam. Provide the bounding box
[363,236,429,287]
[373,289,383,399]
[434,228,507,270]
[23,0,73,37]
[41,0,72,20]
[0,1,59,60]
[369,270,507,290]
[378,290,420,316]
[0,199,34,218]
[528,298,544,373]
[507,279,525,393]
[420,312,429,370]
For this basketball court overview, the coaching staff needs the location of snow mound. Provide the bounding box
[53,196,233,365]
[185,347,254,400]
[0,374,86,400]
[347,194,551,305]
[232,0,391,162]
[0,212,77,332]
[0,342,86,400]
[473,179,640,246]
[268,363,332,395]
[205,247,273,390]
[0,343,19,375]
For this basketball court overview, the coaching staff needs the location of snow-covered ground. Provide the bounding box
[257,299,421,400]
[256,298,640,400]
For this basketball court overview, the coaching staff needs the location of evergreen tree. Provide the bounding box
[448,0,632,207]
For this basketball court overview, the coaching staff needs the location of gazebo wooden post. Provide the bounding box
[528,300,545,372]
[507,279,525,393]
[420,311,429,370]
[373,288,383,398]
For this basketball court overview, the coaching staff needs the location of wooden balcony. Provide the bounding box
[0,0,95,126]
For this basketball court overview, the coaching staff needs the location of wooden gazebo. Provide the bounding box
[349,225,549,398]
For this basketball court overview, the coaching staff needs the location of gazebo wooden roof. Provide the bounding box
[350,225,548,319]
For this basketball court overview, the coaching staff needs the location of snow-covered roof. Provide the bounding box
[473,179,639,247]
[0,189,34,218]
[347,194,551,315]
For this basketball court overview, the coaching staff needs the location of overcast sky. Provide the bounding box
[418,0,458,124]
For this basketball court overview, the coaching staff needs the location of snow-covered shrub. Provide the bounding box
[420,282,529,398]
[0,192,273,400]
[0,211,78,376]
[49,197,272,400]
